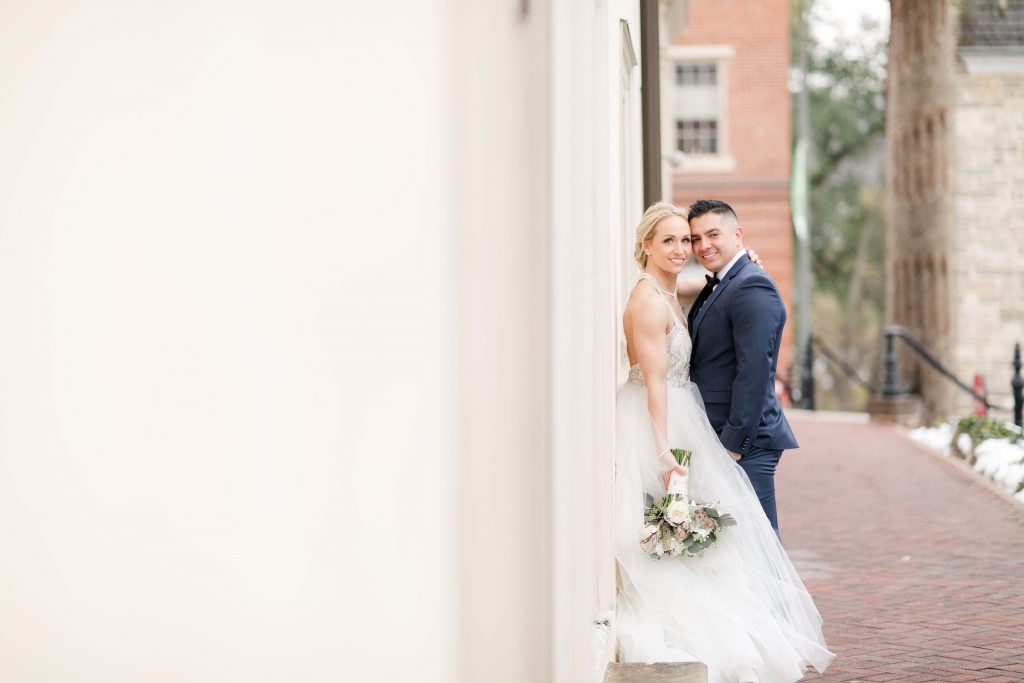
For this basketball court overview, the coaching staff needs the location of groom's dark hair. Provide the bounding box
[687,199,738,225]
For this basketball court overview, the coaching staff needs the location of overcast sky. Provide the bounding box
[813,0,890,46]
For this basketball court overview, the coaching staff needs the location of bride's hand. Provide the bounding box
[661,465,688,490]
[746,248,765,270]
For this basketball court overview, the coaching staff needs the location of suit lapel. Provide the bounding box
[687,285,712,330]
[691,254,752,342]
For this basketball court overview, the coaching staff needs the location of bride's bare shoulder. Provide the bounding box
[624,280,668,331]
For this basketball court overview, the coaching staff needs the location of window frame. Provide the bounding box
[668,45,735,173]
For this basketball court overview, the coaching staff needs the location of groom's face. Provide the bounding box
[690,212,744,274]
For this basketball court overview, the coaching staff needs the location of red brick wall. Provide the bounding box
[669,0,796,379]
[672,0,791,177]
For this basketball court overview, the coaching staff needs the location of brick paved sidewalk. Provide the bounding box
[778,412,1024,683]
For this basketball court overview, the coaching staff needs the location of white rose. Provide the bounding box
[665,500,690,525]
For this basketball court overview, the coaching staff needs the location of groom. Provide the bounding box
[686,200,797,534]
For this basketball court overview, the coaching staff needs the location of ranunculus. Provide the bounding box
[666,500,690,525]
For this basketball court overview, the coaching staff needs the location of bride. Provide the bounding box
[615,203,833,682]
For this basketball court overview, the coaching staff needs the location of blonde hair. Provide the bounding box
[634,202,688,268]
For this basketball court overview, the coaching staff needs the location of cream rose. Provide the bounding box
[665,500,690,525]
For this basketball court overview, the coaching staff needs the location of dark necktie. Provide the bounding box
[705,273,720,288]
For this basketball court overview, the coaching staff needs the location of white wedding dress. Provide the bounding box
[615,280,834,682]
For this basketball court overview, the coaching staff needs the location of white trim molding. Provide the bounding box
[673,154,737,172]
[668,44,735,60]
[959,49,1024,75]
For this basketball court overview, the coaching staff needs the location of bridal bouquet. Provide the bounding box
[640,448,736,559]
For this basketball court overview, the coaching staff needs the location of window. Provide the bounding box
[674,61,720,156]
[676,63,717,86]
[667,45,733,172]
[677,119,718,154]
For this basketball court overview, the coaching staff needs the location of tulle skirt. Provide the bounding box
[615,380,834,683]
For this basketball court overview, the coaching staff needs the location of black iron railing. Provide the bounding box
[1013,344,1023,428]
[798,337,815,410]
[795,335,876,409]
[796,326,1024,428]
[880,325,994,406]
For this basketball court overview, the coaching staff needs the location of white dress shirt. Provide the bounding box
[711,248,747,284]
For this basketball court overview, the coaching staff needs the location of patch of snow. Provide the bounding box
[910,421,1024,501]
[909,422,954,455]
[974,439,1024,493]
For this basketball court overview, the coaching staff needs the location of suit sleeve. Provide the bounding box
[720,277,783,454]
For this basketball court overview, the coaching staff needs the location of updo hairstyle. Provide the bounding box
[633,202,688,269]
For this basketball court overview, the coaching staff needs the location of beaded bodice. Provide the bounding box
[627,272,692,389]
[628,320,691,388]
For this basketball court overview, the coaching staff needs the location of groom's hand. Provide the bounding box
[745,248,765,269]
[729,450,742,461]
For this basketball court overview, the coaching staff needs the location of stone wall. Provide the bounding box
[951,65,1024,415]
[888,0,1024,420]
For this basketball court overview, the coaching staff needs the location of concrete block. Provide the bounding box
[604,662,708,683]
[868,394,925,427]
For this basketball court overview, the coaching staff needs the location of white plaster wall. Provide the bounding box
[451,2,553,681]
[0,2,457,681]
[0,1,639,681]
[455,1,642,679]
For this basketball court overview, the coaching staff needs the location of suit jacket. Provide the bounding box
[687,253,798,454]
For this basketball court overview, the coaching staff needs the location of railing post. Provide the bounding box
[800,336,815,410]
[1012,343,1023,428]
[883,330,901,396]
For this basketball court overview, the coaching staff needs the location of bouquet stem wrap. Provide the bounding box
[667,448,691,496]
[667,470,689,497]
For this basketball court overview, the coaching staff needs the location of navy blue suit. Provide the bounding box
[687,253,797,532]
